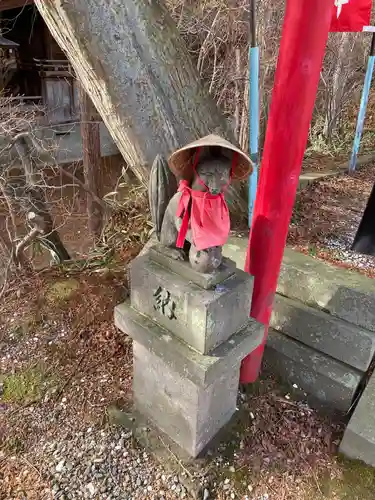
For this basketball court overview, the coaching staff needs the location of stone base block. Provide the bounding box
[271,295,375,372]
[339,371,375,466]
[223,237,375,333]
[129,251,254,354]
[114,300,263,456]
[265,329,362,412]
[277,248,375,333]
[114,300,263,387]
[133,342,238,457]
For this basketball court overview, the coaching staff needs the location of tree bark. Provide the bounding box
[324,32,351,142]
[34,0,246,214]
[79,84,103,239]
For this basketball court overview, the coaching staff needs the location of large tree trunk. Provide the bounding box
[35,0,235,181]
[79,85,103,239]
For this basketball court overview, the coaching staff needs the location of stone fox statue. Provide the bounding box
[149,135,253,274]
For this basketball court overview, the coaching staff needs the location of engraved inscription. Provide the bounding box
[153,286,177,320]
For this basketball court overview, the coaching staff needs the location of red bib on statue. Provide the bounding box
[175,180,230,251]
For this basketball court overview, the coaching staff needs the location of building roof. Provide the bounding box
[0,35,19,48]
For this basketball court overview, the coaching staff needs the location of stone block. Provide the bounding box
[114,300,263,387]
[298,171,338,191]
[271,295,375,371]
[223,237,375,333]
[277,249,375,333]
[264,329,362,412]
[129,253,254,354]
[133,342,238,457]
[339,371,375,466]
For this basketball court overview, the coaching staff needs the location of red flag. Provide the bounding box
[240,0,333,383]
[330,0,372,32]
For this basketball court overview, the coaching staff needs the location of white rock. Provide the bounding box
[55,460,65,472]
[86,482,96,496]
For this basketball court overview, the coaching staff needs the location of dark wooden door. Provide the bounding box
[43,75,74,124]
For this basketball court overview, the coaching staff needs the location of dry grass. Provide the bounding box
[166,0,371,158]
[166,0,284,150]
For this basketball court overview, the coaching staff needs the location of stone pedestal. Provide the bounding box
[114,244,263,457]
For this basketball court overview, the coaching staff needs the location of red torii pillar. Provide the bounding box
[240,0,335,383]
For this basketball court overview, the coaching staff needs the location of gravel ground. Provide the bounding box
[323,225,375,270]
[1,404,260,500]
[39,428,190,500]
[1,402,286,500]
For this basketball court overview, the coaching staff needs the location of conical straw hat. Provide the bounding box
[168,134,253,181]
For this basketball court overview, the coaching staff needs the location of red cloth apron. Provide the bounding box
[175,148,238,251]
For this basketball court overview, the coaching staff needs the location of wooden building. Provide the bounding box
[0,0,80,125]
[0,34,19,91]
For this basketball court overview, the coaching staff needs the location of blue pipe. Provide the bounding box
[248,46,260,227]
[349,55,375,174]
